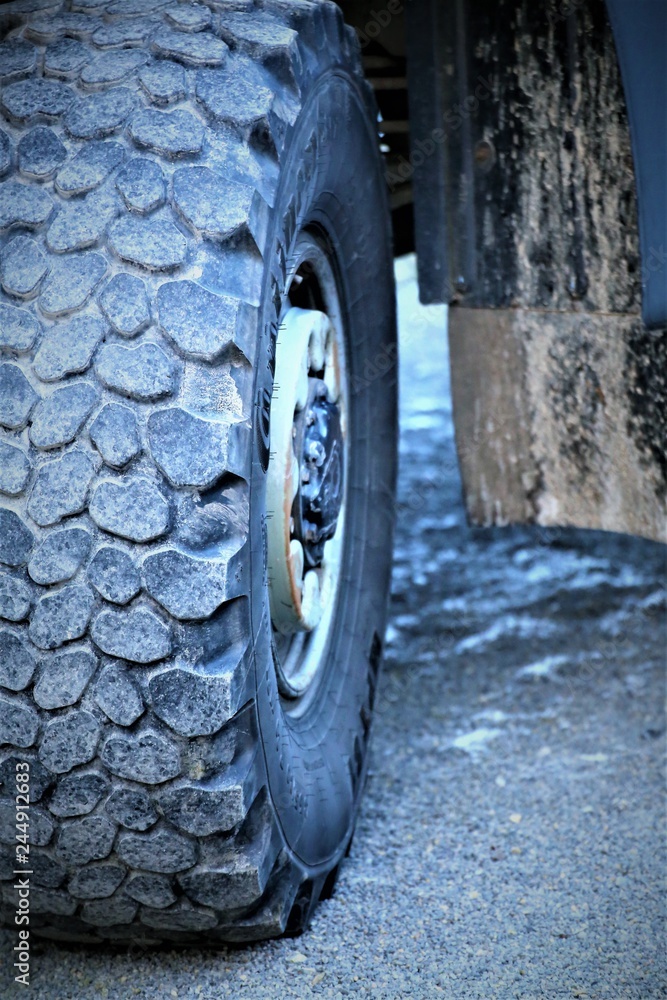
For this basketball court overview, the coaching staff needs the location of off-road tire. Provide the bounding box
[0,0,397,944]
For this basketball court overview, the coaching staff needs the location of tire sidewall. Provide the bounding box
[249,68,398,871]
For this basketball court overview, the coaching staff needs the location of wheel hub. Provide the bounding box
[293,378,345,570]
[266,303,347,694]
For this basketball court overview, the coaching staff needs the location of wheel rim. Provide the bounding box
[266,235,349,700]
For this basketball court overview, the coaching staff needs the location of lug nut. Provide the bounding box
[307,440,325,466]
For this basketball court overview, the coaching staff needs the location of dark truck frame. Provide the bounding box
[345,0,666,543]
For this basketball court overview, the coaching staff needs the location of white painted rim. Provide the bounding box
[267,287,348,699]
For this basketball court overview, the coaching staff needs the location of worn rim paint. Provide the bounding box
[267,236,349,700]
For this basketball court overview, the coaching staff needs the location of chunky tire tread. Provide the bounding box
[0,0,373,944]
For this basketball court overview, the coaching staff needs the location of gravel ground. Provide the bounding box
[1,257,665,999]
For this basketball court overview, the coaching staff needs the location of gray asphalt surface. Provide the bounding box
[1,258,665,998]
